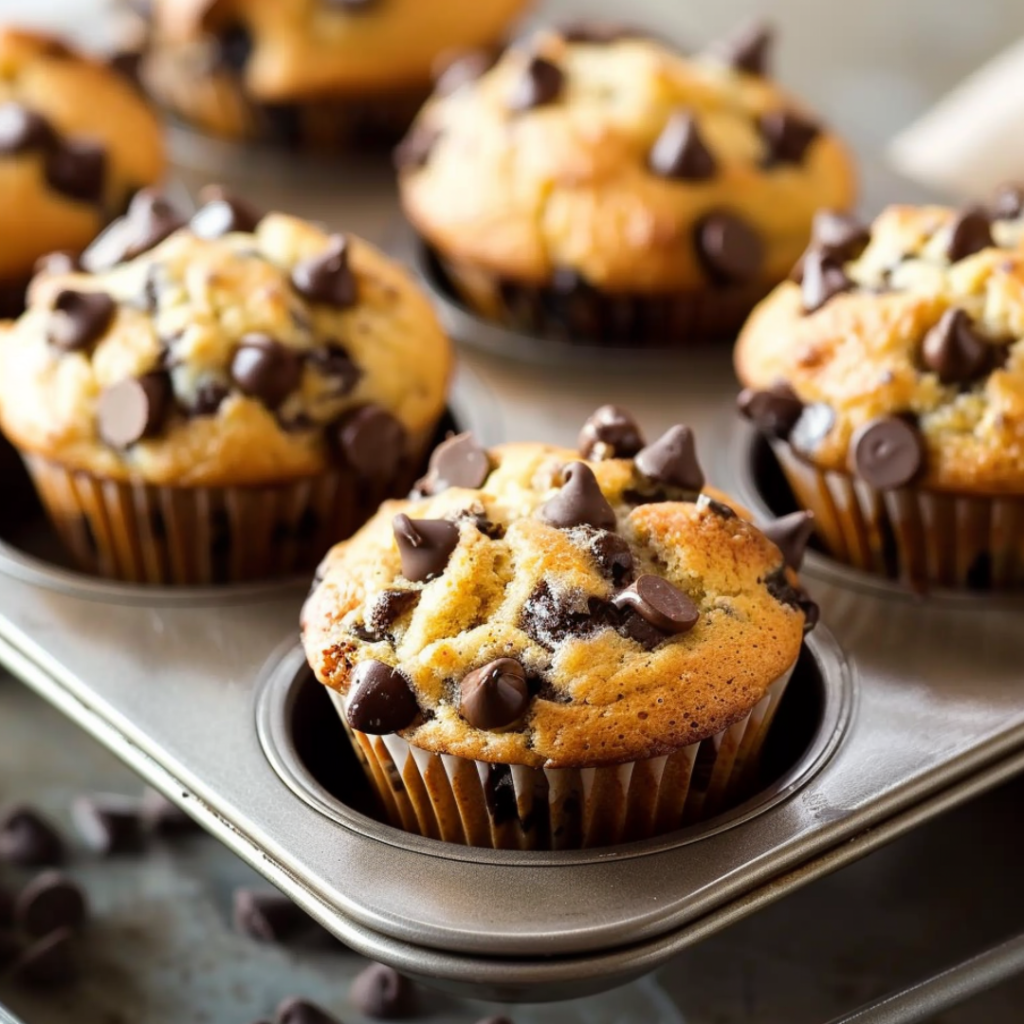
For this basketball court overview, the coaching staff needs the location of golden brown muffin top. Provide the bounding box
[0,190,452,486]
[397,22,855,294]
[735,197,1024,494]
[301,410,813,770]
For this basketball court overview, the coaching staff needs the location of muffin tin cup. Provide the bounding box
[772,442,1024,591]
[326,664,795,851]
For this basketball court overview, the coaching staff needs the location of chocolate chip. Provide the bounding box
[990,182,1024,220]
[521,583,609,648]
[508,55,565,112]
[946,207,993,262]
[801,248,852,313]
[47,289,115,351]
[459,659,531,731]
[851,415,926,489]
[218,22,254,72]
[711,20,772,76]
[291,235,357,308]
[393,514,460,582]
[0,103,55,152]
[82,190,186,272]
[759,109,819,166]
[13,927,77,989]
[423,432,491,491]
[190,186,262,238]
[141,789,198,836]
[762,511,815,570]
[367,589,418,636]
[331,404,406,481]
[766,567,818,632]
[812,210,870,261]
[393,122,442,171]
[0,807,64,866]
[921,309,991,384]
[189,380,230,417]
[275,999,340,1024]
[71,795,144,856]
[350,963,417,1019]
[790,402,835,454]
[307,344,361,395]
[737,384,804,439]
[697,494,737,519]
[230,335,304,411]
[648,111,717,181]
[434,49,496,95]
[538,462,616,531]
[578,405,645,460]
[97,372,171,448]
[612,575,699,635]
[346,661,419,735]
[233,889,308,944]
[45,139,106,204]
[635,425,704,492]
[695,212,764,285]
[591,531,634,584]
[15,872,87,937]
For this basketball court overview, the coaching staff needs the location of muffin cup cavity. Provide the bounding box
[327,666,795,851]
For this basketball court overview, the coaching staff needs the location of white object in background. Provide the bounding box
[889,36,1024,203]
[0,0,121,52]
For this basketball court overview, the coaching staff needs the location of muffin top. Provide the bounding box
[397,22,855,295]
[735,197,1024,494]
[0,189,452,486]
[147,0,532,99]
[302,409,814,770]
[0,29,165,281]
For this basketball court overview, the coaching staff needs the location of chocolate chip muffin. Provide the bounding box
[140,0,532,149]
[0,189,453,584]
[0,29,165,316]
[735,196,1024,590]
[396,21,856,349]
[301,408,816,849]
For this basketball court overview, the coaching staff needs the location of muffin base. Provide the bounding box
[327,667,794,850]
[772,442,1024,591]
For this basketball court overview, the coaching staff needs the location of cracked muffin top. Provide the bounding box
[0,189,452,486]
[301,409,814,770]
[0,29,165,283]
[735,198,1024,494]
[397,22,855,294]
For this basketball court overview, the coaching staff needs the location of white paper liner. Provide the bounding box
[328,666,795,851]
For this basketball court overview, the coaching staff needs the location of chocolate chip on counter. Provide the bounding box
[98,372,171,448]
[71,795,145,856]
[82,189,186,272]
[537,462,616,531]
[812,210,870,261]
[291,235,357,308]
[351,962,418,1020]
[47,289,116,352]
[141,789,199,836]
[422,432,491,492]
[648,111,717,181]
[591,531,634,584]
[759,109,819,166]
[13,927,77,989]
[789,402,835,454]
[460,659,531,731]
[393,122,442,171]
[635,425,704,492]
[851,415,926,489]
[946,207,993,262]
[190,380,231,417]
[331,404,406,481]
[762,511,815,570]
[15,871,87,937]
[33,250,79,278]
[307,344,361,395]
[921,309,992,384]
[189,185,263,238]
[990,182,1024,220]
[434,49,496,95]
[233,888,309,944]
[0,102,55,152]
[45,139,106,204]
[578,405,645,460]
[710,19,772,76]
[230,334,304,410]
[508,55,565,112]
[801,248,852,313]
[0,806,64,866]
[346,661,419,736]
[612,575,699,635]
[737,384,805,439]
[276,998,341,1024]
[695,212,764,285]
[393,514,460,582]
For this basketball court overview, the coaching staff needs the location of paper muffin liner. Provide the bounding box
[772,442,1024,591]
[327,666,794,850]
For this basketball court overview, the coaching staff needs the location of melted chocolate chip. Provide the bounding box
[759,109,819,166]
[789,402,835,454]
[230,335,304,410]
[434,49,496,95]
[591,531,634,584]
[762,511,815,570]
[189,186,262,238]
[635,425,704,492]
[612,575,699,635]
[460,658,531,730]
[393,122,442,171]
[697,494,737,519]
[331,404,406,480]
[346,661,419,735]
[711,20,772,76]
[393,514,460,582]
[97,372,171,448]
[0,103,55,153]
[538,462,616,531]
[578,405,645,460]
[812,210,870,261]
[47,289,115,351]
[0,807,64,867]
[695,212,764,285]
[921,309,991,384]
[45,139,106,204]
[991,182,1024,220]
[801,248,852,313]
[649,111,717,181]
[422,432,491,492]
[307,344,361,395]
[737,384,804,439]
[291,235,357,308]
[82,190,186,272]
[15,872,87,938]
[851,415,926,489]
[521,583,610,648]
[508,56,565,112]
[366,589,418,636]
[351,963,417,1020]
[765,567,818,632]
[946,207,993,262]
[189,381,230,417]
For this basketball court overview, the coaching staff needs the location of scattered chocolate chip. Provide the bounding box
[98,372,171,448]
[15,872,87,937]
[276,1000,340,1024]
[307,344,361,395]
[423,432,491,492]
[789,402,835,454]
[710,20,772,76]
[141,789,198,836]
[45,139,106,204]
[189,185,262,238]
[434,49,496,94]
[33,250,79,277]
[759,109,819,166]
[612,575,699,635]
[0,103,55,152]
[47,289,116,351]
[578,405,645,460]
[635,425,704,492]
[695,212,764,285]
[812,210,870,261]
[346,661,419,735]
[291,235,357,308]
[233,889,308,944]
[560,20,643,43]
[331,404,406,481]
[189,380,230,417]
[71,795,144,856]
[946,207,993,262]
[990,182,1024,220]
[737,384,804,439]
[921,309,992,384]
[649,111,717,181]
[82,190,186,272]
[13,927,77,989]
[393,122,442,171]
[460,659,531,730]
[538,462,616,531]
[801,248,852,313]
[508,55,565,112]
[0,807,64,866]
[697,494,737,519]
[393,514,460,582]
[851,415,926,489]
[762,511,815,570]
[230,335,304,411]
[591,531,634,584]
